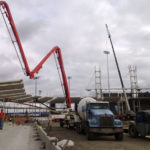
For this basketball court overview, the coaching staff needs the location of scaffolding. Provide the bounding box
[129,65,138,98]
[129,65,141,112]
[95,67,103,99]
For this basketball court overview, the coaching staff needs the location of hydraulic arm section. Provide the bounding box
[0,1,71,108]
[105,24,131,113]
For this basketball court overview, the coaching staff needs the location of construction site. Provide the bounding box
[1,1,150,150]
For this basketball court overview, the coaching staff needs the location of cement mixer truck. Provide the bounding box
[60,97,123,140]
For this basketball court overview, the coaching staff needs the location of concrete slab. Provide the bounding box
[0,123,41,150]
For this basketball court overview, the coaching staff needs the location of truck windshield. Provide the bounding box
[90,103,109,109]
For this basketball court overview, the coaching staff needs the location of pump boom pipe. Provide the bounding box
[0,1,31,75]
[0,1,71,108]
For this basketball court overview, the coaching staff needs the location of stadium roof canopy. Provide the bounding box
[0,80,53,103]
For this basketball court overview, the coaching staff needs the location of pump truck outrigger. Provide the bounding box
[0,1,71,108]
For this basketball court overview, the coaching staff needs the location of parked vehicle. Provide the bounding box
[129,110,150,138]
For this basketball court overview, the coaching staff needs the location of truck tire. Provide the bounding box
[115,133,123,141]
[60,119,64,128]
[67,123,74,129]
[86,127,94,140]
[129,125,138,138]
[76,123,82,134]
[87,130,94,140]
[67,123,71,129]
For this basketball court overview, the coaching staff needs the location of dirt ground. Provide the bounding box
[47,122,150,150]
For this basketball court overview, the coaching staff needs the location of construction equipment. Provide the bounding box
[105,25,150,139]
[129,110,150,138]
[105,24,135,119]
[105,24,130,113]
[60,97,123,141]
[0,1,71,108]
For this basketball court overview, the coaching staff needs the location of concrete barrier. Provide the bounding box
[36,125,56,150]
[34,123,74,150]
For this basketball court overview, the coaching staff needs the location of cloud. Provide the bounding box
[17,19,46,42]
[0,0,150,98]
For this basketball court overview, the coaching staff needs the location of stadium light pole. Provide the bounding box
[67,76,72,95]
[104,50,110,97]
[34,76,40,97]
[34,76,40,116]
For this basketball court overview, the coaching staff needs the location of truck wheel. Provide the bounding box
[76,124,82,134]
[115,133,123,141]
[86,127,94,140]
[87,131,94,140]
[60,120,64,128]
[67,124,71,129]
[129,125,138,138]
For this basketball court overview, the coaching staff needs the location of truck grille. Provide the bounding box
[99,116,113,127]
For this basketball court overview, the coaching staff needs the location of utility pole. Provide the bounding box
[105,24,131,112]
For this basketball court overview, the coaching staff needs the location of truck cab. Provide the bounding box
[60,97,123,141]
[85,101,123,140]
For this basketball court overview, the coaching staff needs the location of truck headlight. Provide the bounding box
[91,121,97,124]
[115,121,122,125]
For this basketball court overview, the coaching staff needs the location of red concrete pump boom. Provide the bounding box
[0,1,71,108]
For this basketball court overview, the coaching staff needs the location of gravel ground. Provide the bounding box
[47,122,150,150]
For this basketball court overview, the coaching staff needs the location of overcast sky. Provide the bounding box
[0,0,150,97]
